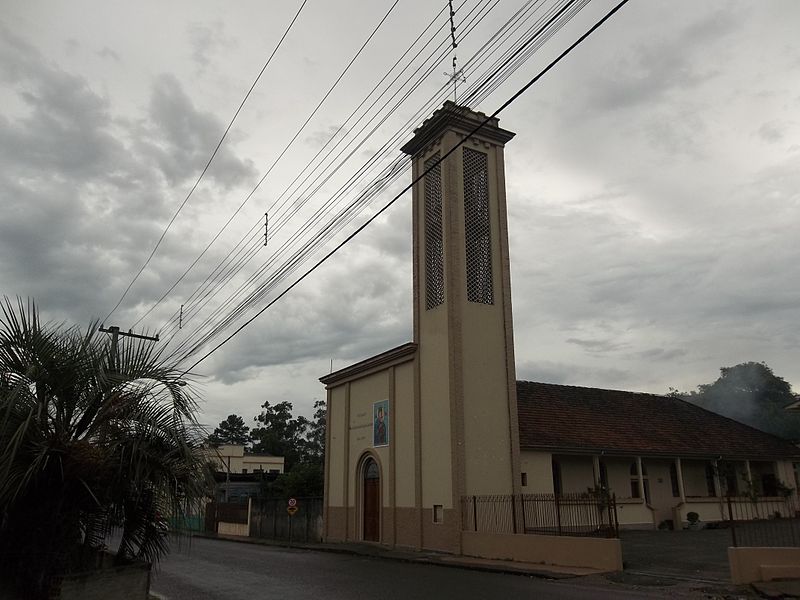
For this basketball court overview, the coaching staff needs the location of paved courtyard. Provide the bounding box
[620,529,733,583]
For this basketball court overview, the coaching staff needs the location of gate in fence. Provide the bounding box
[205,501,251,536]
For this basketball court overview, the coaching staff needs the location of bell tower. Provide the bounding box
[401,102,522,547]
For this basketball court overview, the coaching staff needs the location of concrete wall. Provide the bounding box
[462,531,622,572]
[218,521,249,536]
[203,444,284,474]
[728,547,800,584]
[347,370,391,512]
[417,294,454,511]
[203,444,244,472]
[615,499,655,528]
[394,361,416,508]
[520,451,553,493]
[672,498,727,526]
[324,358,418,547]
[242,455,284,473]
[459,142,516,498]
[326,385,347,508]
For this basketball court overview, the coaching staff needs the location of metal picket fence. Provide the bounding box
[461,492,618,538]
[249,496,324,543]
[727,495,800,548]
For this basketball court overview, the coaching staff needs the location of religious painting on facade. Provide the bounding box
[373,399,389,447]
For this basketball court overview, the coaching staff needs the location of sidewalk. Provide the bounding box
[190,532,603,579]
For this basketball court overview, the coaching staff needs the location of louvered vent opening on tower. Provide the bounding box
[463,147,493,304]
[424,154,445,309]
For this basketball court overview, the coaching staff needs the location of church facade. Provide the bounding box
[321,103,521,554]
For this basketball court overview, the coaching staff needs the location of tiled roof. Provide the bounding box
[516,381,800,460]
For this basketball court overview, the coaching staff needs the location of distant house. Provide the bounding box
[203,444,285,475]
[517,382,800,528]
[202,444,285,503]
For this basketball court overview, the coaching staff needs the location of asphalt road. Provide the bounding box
[150,537,723,600]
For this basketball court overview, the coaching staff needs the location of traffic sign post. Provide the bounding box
[287,499,298,546]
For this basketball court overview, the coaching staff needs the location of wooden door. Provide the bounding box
[363,459,380,541]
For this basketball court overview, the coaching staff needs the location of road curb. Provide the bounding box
[187,532,577,579]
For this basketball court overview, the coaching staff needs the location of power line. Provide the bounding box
[177,0,620,360]
[162,0,581,357]
[166,0,572,357]
[161,0,501,351]
[181,0,631,374]
[104,0,309,324]
[149,0,486,337]
[131,0,405,329]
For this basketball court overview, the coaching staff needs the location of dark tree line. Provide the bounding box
[671,361,800,440]
[207,399,326,497]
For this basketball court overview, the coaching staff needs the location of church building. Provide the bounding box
[319,103,800,565]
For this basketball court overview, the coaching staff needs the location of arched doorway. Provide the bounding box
[362,457,380,542]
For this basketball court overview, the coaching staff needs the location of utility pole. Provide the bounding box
[99,325,160,371]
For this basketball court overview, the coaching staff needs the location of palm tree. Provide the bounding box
[0,298,212,598]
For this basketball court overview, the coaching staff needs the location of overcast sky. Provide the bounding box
[2,0,798,430]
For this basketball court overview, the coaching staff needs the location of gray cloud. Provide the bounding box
[2,1,800,429]
[516,359,632,390]
[187,21,234,71]
[758,121,784,143]
[136,74,258,190]
[197,204,413,385]
[97,47,120,62]
[305,125,345,148]
[566,337,629,354]
[0,25,259,328]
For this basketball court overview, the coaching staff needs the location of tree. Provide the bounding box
[265,462,324,498]
[0,299,211,598]
[252,399,326,498]
[305,399,326,466]
[250,401,309,471]
[208,414,250,447]
[678,362,800,440]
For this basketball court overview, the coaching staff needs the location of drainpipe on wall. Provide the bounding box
[675,458,686,503]
[745,460,753,492]
[636,456,645,503]
[592,456,601,487]
[226,456,231,502]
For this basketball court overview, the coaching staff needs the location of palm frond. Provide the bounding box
[0,298,211,597]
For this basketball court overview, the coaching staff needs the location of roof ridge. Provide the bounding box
[515,379,667,398]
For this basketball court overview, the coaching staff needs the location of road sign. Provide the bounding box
[288,498,297,507]
[287,506,298,516]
